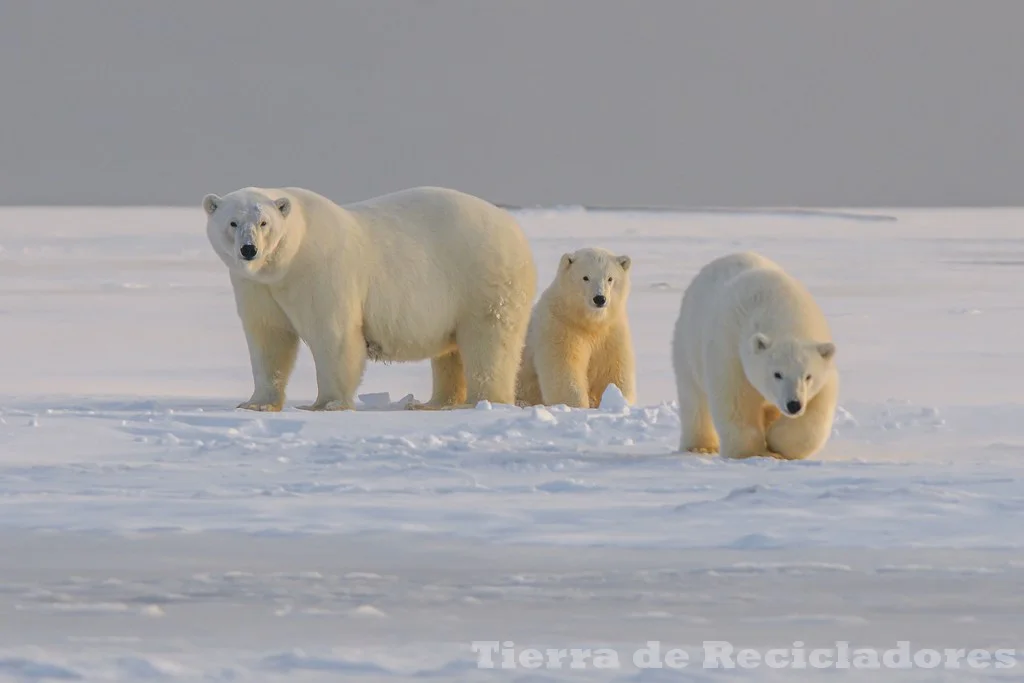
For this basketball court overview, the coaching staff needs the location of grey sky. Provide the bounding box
[1,1,1022,207]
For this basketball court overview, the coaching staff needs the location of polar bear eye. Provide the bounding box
[583,276,590,282]
[773,372,783,380]
[805,374,812,381]
[260,220,267,227]
[607,277,613,283]
[229,221,238,228]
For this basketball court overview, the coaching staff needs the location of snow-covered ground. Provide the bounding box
[1,205,1023,681]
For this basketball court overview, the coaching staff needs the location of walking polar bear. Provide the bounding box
[516,247,636,408]
[203,186,537,412]
[671,252,838,460]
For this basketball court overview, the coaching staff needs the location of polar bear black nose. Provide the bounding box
[786,400,802,415]
[240,244,257,260]
[593,295,607,307]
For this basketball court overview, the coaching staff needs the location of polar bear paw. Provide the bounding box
[721,449,786,460]
[297,399,354,411]
[237,401,283,412]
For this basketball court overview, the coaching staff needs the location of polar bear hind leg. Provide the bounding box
[408,317,523,410]
[457,316,522,406]
[427,349,467,407]
[405,350,471,410]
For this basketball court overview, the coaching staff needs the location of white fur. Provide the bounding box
[516,247,635,408]
[203,186,537,411]
[671,251,838,460]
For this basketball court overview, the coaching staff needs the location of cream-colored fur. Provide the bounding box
[203,186,537,411]
[516,247,635,408]
[671,251,838,460]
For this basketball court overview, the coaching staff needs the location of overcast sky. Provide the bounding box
[1,1,1022,207]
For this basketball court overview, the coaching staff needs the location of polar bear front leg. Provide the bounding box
[589,323,636,407]
[535,336,592,408]
[708,380,781,460]
[614,327,637,406]
[676,374,719,454]
[299,327,367,411]
[239,325,301,411]
[766,377,838,460]
[232,280,300,412]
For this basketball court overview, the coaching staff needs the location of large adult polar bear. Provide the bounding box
[671,252,838,460]
[203,186,537,412]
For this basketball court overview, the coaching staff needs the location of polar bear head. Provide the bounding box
[556,247,632,321]
[202,188,299,282]
[741,333,836,418]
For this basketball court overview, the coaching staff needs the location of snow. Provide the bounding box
[1,205,1023,680]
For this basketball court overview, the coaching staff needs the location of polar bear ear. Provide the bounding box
[202,194,220,216]
[274,197,292,217]
[617,255,631,271]
[559,253,575,270]
[751,333,771,353]
[817,342,836,360]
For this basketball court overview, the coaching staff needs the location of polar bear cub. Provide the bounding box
[671,251,838,460]
[516,247,635,408]
[203,185,537,411]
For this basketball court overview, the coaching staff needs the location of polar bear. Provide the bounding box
[203,185,537,411]
[516,247,635,408]
[671,252,838,460]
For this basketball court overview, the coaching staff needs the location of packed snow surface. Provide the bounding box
[0,205,1023,680]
